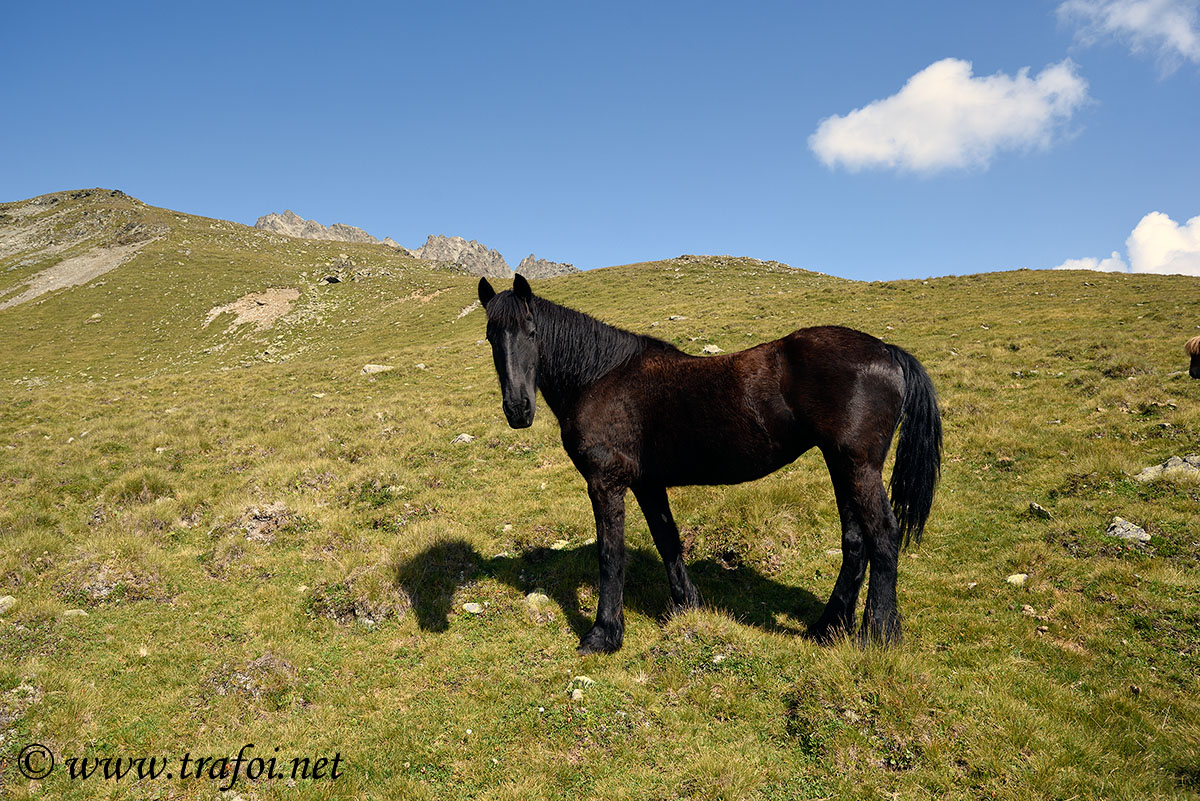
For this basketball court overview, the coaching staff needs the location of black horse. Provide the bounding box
[478,274,941,654]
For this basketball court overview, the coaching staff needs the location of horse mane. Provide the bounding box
[1187,335,1200,356]
[486,289,678,393]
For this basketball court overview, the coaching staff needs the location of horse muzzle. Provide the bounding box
[503,398,535,428]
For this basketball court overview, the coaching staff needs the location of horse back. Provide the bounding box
[564,325,903,487]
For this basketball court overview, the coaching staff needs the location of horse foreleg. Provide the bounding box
[632,484,700,613]
[578,481,628,655]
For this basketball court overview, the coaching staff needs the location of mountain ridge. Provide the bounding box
[254,209,579,279]
[254,210,382,246]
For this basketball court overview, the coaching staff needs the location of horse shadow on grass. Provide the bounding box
[393,538,825,639]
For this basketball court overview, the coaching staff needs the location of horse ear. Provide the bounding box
[478,277,496,307]
[513,274,532,300]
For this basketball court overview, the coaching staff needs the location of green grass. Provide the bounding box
[1,190,1198,799]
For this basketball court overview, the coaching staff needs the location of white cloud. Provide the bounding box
[1127,211,1200,274]
[809,58,1090,173]
[1051,211,1200,276]
[1058,0,1200,70]
[1052,251,1129,271]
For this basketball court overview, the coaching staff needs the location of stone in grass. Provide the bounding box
[1135,455,1200,483]
[62,609,89,618]
[361,364,395,375]
[525,590,552,609]
[1006,573,1028,587]
[1029,502,1051,520]
[452,433,475,444]
[702,344,723,354]
[568,675,595,701]
[1106,517,1150,544]
[0,595,15,615]
[462,602,484,614]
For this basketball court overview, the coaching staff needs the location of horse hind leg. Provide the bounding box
[632,484,700,613]
[810,453,869,642]
[859,471,903,645]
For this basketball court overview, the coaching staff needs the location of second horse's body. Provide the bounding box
[479,275,941,654]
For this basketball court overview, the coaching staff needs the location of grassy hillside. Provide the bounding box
[1,190,1198,799]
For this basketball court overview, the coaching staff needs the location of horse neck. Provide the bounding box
[531,296,644,414]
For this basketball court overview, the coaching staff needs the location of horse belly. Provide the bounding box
[640,395,808,487]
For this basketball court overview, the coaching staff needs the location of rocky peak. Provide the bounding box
[516,253,579,279]
[413,234,511,278]
[254,210,379,244]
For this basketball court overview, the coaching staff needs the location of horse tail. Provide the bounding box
[886,345,942,549]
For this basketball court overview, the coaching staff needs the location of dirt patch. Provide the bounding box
[0,682,43,745]
[381,287,450,311]
[242,501,290,543]
[207,653,298,702]
[307,564,410,627]
[204,288,300,331]
[56,556,170,607]
[0,240,155,310]
[410,287,449,303]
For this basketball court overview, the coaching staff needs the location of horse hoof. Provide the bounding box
[577,624,623,655]
[857,625,902,648]
[808,617,853,645]
[669,595,701,616]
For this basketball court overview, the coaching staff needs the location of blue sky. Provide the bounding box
[3,1,1198,280]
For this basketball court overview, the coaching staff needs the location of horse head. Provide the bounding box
[479,274,538,428]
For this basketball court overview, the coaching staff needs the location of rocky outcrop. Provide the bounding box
[379,237,414,256]
[253,213,573,278]
[413,235,511,278]
[255,210,378,244]
[516,253,579,279]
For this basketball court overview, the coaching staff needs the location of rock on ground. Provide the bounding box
[1107,517,1150,543]
[1135,455,1200,483]
[361,364,395,375]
